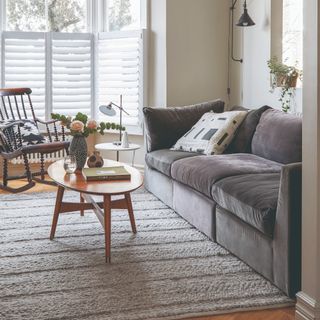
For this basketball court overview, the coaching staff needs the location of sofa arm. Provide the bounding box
[143,99,224,152]
[273,162,302,297]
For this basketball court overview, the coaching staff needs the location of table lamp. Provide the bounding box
[99,95,130,145]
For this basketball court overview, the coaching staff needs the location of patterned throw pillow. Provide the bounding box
[171,111,248,155]
[0,119,46,146]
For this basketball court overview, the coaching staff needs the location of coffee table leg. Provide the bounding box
[125,193,137,234]
[50,186,65,240]
[80,194,84,216]
[104,194,112,263]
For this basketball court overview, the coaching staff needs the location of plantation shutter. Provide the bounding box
[52,33,93,117]
[0,30,146,129]
[2,32,46,118]
[97,30,146,129]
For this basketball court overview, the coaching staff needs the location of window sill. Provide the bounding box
[102,125,143,136]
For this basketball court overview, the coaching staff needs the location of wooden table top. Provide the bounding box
[48,159,143,196]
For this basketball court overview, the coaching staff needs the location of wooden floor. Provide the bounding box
[0,178,296,320]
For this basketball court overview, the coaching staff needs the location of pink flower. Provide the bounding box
[87,120,98,130]
[70,120,84,133]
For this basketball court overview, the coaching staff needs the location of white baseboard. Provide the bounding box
[296,292,320,320]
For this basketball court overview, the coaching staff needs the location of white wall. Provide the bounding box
[239,0,302,112]
[296,1,320,319]
[148,0,167,107]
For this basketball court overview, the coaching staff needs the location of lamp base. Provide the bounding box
[112,141,122,146]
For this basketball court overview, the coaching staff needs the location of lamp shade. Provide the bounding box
[99,104,116,116]
[236,1,255,27]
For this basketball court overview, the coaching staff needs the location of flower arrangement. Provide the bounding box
[267,56,302,112]
[51,112,125,137]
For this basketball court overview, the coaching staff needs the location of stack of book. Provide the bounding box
[82,166,131,181]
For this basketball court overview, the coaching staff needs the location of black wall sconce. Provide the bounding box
[230,0,255,63]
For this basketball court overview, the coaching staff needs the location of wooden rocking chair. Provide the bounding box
[0,88,70,193]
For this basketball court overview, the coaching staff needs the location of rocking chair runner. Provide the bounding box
[0,88,70,193]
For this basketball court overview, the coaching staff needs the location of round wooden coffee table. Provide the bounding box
[48,159,143,263]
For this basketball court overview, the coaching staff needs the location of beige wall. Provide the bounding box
[166,0,229,107]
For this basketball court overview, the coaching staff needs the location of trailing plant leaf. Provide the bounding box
[51,113,125,137]
[267,56,302,112]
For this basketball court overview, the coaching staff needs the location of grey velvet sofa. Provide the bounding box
[143,100,302,298]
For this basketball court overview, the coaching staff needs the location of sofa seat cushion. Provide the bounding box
[145,149,200,177]
[212,173,280,237]
[171,153,282,198]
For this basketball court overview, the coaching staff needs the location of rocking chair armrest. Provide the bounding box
[35,118,59,125]
[0,148,23,160]
[0,120,24,130]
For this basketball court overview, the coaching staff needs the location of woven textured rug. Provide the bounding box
[0,188,293,320]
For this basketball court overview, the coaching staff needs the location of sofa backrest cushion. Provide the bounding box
[226,105,270,153]
[251,109,302,164]
[143,100,225,152]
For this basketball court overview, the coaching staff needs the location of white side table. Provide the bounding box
[95,143,141,166]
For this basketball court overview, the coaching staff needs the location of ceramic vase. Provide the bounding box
[70,135,88,171]
[87,151,104,168]
[121,131,129,148]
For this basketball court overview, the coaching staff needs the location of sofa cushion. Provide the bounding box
[171,110,247,155]
[143,100,224,152]
[212,173,280,237]
[145,149,200,177]
[226,105,270,153]
[251,109,302,164]
[171,153,282,198]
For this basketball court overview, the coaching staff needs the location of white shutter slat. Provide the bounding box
[99,60,138,67]
[52,34,92,117]
[3,32,46,118]
[5,46,45,53]
[5,61,46,67]
[53,81,91,88]
[54,88,91,95]
[53,60,90,68]
[53,54,91,62]
[53,95,91,102]
[53,67,91,75]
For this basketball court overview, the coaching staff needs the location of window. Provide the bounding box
[6,0,87,32]
[0,0,147,132]
[282,0,303,69]
[107,0,141,31]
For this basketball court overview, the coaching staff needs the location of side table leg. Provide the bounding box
[50,186,65,240]
[125,193,137,234]
[132,150,136,167]
[104,194,112,263]
[80,194,84,216]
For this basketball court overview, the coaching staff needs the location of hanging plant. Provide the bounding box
[267,56,302,113]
